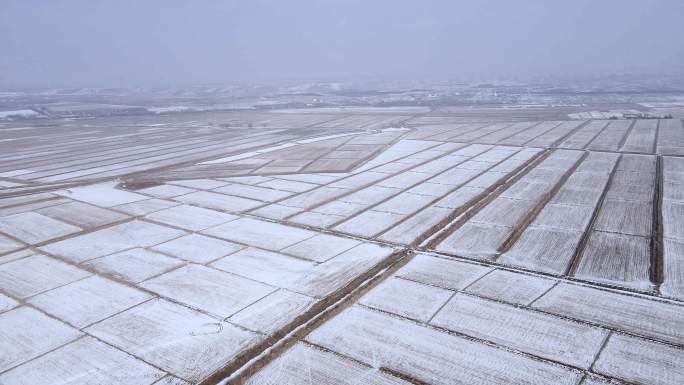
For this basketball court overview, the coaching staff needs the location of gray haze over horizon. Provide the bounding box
[1,0,683,89]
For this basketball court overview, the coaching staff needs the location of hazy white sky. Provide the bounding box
[1,0,683,87]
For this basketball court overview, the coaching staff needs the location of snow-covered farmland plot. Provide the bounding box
[0,115,682,384]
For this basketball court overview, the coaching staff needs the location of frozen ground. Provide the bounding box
[0,111,682,384]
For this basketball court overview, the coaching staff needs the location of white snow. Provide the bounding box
[0,110,40,119]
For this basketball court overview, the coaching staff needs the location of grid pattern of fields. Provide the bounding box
[0,115,682,385]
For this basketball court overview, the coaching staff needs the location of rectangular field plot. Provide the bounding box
[435,149,583,259]
[306,306,581,385]
[620,119,657,153]
[661,156,684,300]
[571,154,656,290]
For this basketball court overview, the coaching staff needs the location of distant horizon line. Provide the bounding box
[3,70,684,93]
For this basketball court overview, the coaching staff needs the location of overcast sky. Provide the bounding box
[1,0,683,88]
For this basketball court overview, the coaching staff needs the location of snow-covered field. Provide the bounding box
[270,106,431,114]
[0,113,682,384]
